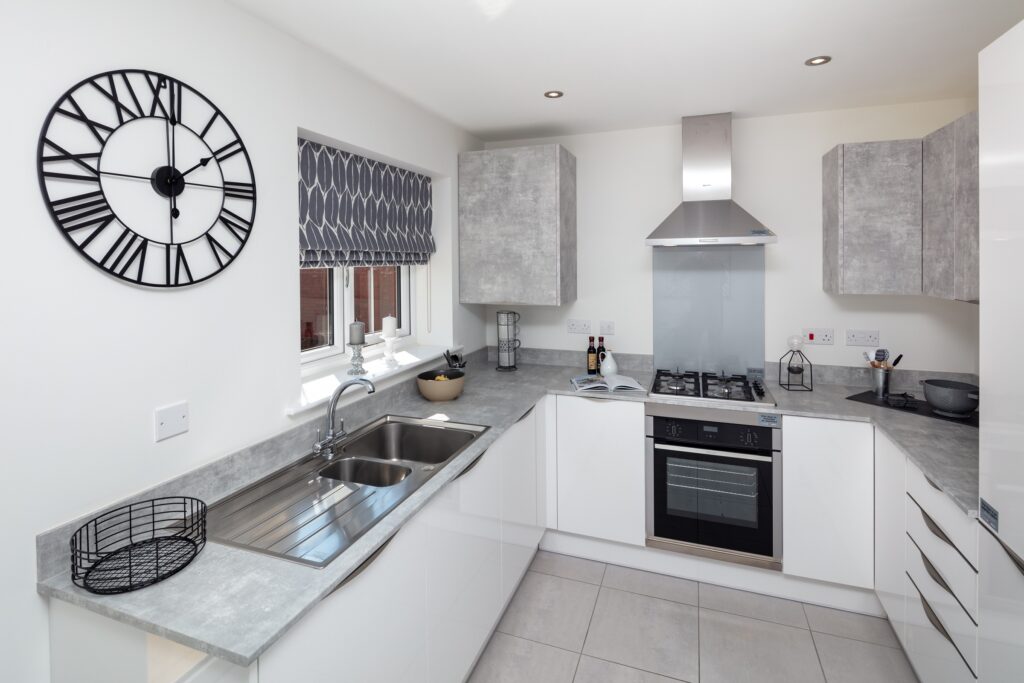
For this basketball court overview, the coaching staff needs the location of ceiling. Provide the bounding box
[230,0,1024,141]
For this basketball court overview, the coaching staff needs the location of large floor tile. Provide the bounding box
[803,603,900,648]
[602,565,698,606]
[698,583,808,629]
[812,632,919,683]
[469,632,579,683]
[699,608,825,683]
[573,656,681,682]
[582,587,699,682]
[496,571,599,652]
[530,551,606,585]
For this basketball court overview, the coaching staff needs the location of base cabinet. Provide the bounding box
[905,573,977,683]
[782,416,874,588]
[555,396,645,546]
[978,524,1024,682]
[261,405,542,683]
[258,518,429,683]
[424,439,502,683]
[875,429,908,645]
[499,407,544,598]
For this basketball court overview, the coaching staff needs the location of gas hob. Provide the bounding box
[650,369,775,406]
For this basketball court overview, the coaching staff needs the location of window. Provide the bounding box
[300,269,334,352]
[300,265,411,359]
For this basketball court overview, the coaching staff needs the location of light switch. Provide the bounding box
[155,401,189,442]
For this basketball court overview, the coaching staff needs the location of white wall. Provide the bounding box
[486,99,980,374]
[0,2,480,681]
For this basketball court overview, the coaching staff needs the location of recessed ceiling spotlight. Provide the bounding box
[804,55,832,66]
[543,90,564,99]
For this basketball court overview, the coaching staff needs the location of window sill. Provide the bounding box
[289,340,458,417]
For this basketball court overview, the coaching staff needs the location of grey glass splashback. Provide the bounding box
[653,245,765,374]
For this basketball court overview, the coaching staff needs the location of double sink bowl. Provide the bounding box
[207,415,488,568]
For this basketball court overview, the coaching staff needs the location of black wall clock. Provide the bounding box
[37,69,256,287]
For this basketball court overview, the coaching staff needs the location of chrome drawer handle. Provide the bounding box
[983,522,1024,578]
[918,544,954,598]
[924,475,944,492]
[328,531,399,597]
[909,573,955,647]
[455,448,488,480]
[515,405,535,424]
[911,495,955,548]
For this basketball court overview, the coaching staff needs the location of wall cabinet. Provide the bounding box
[555,396,645,546]
[923,112,979,303]
[782,416,874,588]
[823,139,923,295]
[459,145,577,306]
[875,429,907,645]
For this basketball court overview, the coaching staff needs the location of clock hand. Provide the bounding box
[170,120,179,220]
[165,118,174,242]
[99,170,225,192]
[178,156,213,178]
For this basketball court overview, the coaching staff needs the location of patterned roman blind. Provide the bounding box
[298,138,435,268]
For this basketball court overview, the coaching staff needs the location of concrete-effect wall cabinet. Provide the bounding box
[822,140,923,295]
[923,112,980,303]
[459,145,577,306]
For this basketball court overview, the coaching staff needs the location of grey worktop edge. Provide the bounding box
[36,359,976,666]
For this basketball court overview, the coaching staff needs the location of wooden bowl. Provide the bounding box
[416,369,465,401]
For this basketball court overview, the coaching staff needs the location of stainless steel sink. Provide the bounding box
[318,458,411,487]
[207,415,488,567]
[340,419,477,464]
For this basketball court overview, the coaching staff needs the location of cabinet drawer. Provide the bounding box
[906,535,977,675]
[906,460,978,568]
[907,495,978,621]
[904,573,977,683]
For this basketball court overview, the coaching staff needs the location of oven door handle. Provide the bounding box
[653,442,773,463]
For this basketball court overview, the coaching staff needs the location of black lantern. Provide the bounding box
[779,335,813,391]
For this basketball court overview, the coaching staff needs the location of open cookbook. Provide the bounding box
[570,373,645,393]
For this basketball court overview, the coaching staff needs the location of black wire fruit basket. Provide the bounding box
[70,497,206,595]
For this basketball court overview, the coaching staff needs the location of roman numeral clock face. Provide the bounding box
[37,69,256,287]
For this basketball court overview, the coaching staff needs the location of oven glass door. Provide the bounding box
[652,441,774,557]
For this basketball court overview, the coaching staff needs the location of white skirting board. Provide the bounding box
[540,530,885,617]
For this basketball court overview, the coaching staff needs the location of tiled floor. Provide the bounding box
[470,551,918,683]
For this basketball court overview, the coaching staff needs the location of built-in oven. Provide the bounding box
[645,402,782,570]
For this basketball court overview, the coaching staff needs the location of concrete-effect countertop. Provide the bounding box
[38,362,977,666]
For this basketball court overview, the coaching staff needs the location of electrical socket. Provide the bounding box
[154,401,189,442]
[599,320,615,336]
[846,329,880,347]
[802,327,834,345]
[566,319,592,335]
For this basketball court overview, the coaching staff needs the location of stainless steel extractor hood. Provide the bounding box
[645,113,777,246]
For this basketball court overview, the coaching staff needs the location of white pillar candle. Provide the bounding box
[382,315,398,339]
[348,321,365,345]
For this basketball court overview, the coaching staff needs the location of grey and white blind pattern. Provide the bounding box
[298,138,435,268]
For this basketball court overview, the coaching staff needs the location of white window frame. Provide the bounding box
[300,265,413,365]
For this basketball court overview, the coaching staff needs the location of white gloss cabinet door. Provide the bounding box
[875,429,907,646]
[782,416,874,588]
[499,407,542,599]
[979,15,1024,569]
[978,524,1024,682]
[423,447,502,683]
[257,522,428,683]
[555,396,645,546]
